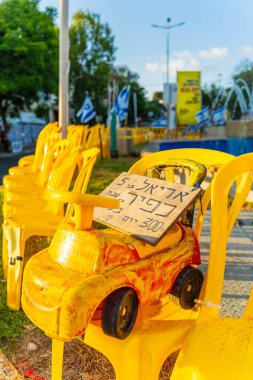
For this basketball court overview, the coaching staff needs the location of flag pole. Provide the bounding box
[110,77,118,158]
[133,92,138,128]
[59,0,69,138]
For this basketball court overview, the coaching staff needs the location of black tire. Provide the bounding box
[101,287,139,340]
[170,266,204,309]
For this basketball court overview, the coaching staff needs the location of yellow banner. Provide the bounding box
[177,71,201,125]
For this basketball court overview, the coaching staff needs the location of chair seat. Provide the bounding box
[3,173,37,187]
[172,318,253,380]
[8,212,63,230]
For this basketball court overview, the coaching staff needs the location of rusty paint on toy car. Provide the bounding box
[22,220,200,341]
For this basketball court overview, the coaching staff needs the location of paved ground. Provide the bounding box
[199,209,253,317]
[0,150,34,184]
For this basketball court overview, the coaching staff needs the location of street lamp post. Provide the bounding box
[151,19,185,135]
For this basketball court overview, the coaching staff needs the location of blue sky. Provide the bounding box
[40,0,253,98]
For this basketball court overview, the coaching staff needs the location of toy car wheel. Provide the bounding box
[170,266,204,310]
[101,287,138,340]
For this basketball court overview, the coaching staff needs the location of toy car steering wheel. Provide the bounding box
[49,191,120,229]
[50,191,120,208]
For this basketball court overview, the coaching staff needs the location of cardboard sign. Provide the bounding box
[93,172,201,246]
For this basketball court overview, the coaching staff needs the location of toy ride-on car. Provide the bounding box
[22,159,206,341]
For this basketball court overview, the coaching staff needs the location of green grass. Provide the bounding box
[0,157,139,346]
[87,156,138,194]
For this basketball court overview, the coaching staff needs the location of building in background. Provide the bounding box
[114,65,139,82]
[6,112,46,153]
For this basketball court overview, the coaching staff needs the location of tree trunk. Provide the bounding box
[0,99,8,132]
[0,99,11,152]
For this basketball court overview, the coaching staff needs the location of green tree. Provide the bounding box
[201,84,221,108]
[0,0,58,132]
[152,91,163,102]
[233,59,253,86]
[69,11,116,121]
[149,91,165,119]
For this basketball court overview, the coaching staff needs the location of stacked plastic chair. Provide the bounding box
[2,146,100,310]
[3,138,71,206]
[2,122,101,310]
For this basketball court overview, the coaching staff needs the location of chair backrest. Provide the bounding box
[67,125,86,149]
[31,123,60,173]
[199,153,253,320]
[101,127,110,158]
[79,125,89,148]
[84,125,103,150]
[129,148,234,173]
[44,139,74,191]
[129,148,235,235]
[63,148,100,221]
[36,133,62,187]
[42,146,82,215]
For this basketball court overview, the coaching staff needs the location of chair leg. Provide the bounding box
[2,228,9,279]
[51,339,64,380]
[6,226,27,311]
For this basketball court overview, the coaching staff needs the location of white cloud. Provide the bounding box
[237,46,253,58]
[144,47,232,89]
[169,58,201,72]
[145,57,201,77]
[173,50,193,60]
[145,62,161,72]
[168,59,185,72]
[198,47,229,59]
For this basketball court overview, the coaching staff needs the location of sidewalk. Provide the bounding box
[0,149,34,184]
[0,148,34,159]
[199,209,253,317]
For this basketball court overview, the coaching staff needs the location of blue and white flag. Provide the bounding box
[195,106,210,127]
[115,86,131,122]
[211,107,226,125]
[76,92,96,123]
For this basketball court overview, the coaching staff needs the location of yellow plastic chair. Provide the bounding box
[170,153,253,380]
[4,138,70,193]
[3,147,99,254]
[11,122,60,173]
[3,139,73,206]
[3,148,100,220]
[2,145,80,281]
[129,148,235,239]
[3,148,99,311]
[2,148,100,280]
